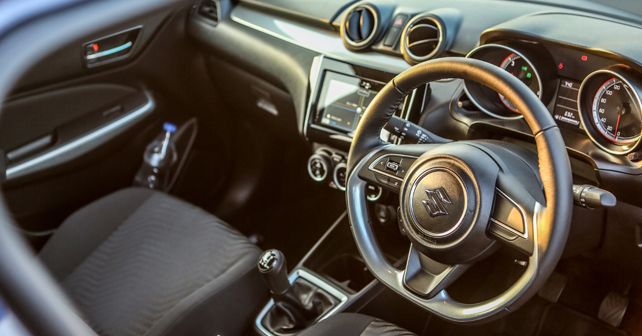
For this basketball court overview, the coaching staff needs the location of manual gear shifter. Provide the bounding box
[257,249,337,334]
[258,249,290,296]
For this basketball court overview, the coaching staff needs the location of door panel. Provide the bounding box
[0,4,197,247]
[2,85,153,181]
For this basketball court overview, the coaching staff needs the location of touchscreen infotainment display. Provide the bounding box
[316,71,381,133]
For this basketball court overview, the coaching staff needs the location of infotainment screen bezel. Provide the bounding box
[313,71,385,134]
[304,56,419,148]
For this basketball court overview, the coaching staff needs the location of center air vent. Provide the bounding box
[400,14,445,64]
[341,4,379,51]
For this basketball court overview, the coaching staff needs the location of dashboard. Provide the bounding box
[187,0,642,206]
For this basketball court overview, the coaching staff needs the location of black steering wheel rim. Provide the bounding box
[346,57,573,322]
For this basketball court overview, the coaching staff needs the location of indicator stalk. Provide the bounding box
[572,184,617,209]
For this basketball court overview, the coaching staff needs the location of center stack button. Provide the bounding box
[307,151,332,182]
[333,162,348,191]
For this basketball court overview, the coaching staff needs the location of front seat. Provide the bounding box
[38,188,267,336]
[299,313,416,336]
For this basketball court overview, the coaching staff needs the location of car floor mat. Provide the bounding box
[535,304,628,336]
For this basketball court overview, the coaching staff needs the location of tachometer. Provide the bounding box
[464,43,553,120]
[498,53,542,112]
[579,68,642,154]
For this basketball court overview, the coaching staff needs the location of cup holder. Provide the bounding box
[318,253,374,293]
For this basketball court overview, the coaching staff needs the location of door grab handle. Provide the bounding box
[85,41,132,61]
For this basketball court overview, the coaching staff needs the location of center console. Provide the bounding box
[254,213,408,336]
[303,56,429,191]
[254,57,426,335]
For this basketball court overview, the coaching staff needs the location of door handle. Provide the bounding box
[83,26,140,67]
[85,41,132,61]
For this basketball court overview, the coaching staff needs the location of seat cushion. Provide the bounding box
[298,313,416,336]
[39,188,267,336]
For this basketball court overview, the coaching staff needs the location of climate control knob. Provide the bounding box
[333,162,348,191]
[307,151,332,182]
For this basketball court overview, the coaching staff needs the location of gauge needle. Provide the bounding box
[614,113,622,141]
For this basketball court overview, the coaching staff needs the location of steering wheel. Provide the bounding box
[346,57,572,322]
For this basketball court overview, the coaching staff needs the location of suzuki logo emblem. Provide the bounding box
[422,187,452,217]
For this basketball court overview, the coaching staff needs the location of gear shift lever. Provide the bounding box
[258,249,290,296]
[257,249,338,334]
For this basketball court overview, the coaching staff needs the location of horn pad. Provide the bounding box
[399,143,498,264]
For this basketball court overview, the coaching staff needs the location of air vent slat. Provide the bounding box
[408,38,440,48]
[347,11,362,41]
[410,24,439,32]
[359,10,374,38]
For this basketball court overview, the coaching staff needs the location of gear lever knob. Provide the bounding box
[258,249,290,296]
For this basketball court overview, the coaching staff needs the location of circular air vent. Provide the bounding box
[340,4,379,50]
[400,14,445,64]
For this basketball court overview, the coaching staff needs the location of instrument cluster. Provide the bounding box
[463,41,642,155]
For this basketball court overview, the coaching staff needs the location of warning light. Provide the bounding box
[558,62,565,70]
[526,72,533,79]
[580,55,588,62]
[91,43,99,53]
[521,65,528,71]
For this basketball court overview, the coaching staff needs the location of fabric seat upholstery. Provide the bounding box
[39,188,267,336]
[298,313,416,336]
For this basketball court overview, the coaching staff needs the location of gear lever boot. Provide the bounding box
[257,249,337,334]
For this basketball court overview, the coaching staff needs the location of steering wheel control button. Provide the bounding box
[365,153,417,194]
[372,172,402,192]
[371,154,414,180]
[385,159,400,173]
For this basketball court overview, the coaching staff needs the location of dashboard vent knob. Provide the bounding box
[341,4,379,51]
[400,14,445,64]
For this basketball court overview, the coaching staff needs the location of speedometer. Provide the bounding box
[579,68,642,154]
[591,78,641,145]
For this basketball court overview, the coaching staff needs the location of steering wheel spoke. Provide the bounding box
[489,184,539,256]
[356,144,435,192]
[403,245,469,298]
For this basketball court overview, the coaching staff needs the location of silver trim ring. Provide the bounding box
[407,167,468,238]
[400,14,445,63]
[463,44,543,120]
[341,4,379,49]
[333,162,348,191]
[577,68,642,155]
[307,154,329,182]
[366,184,383,201]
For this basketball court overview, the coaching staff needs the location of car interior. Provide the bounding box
[0,0,641,335]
